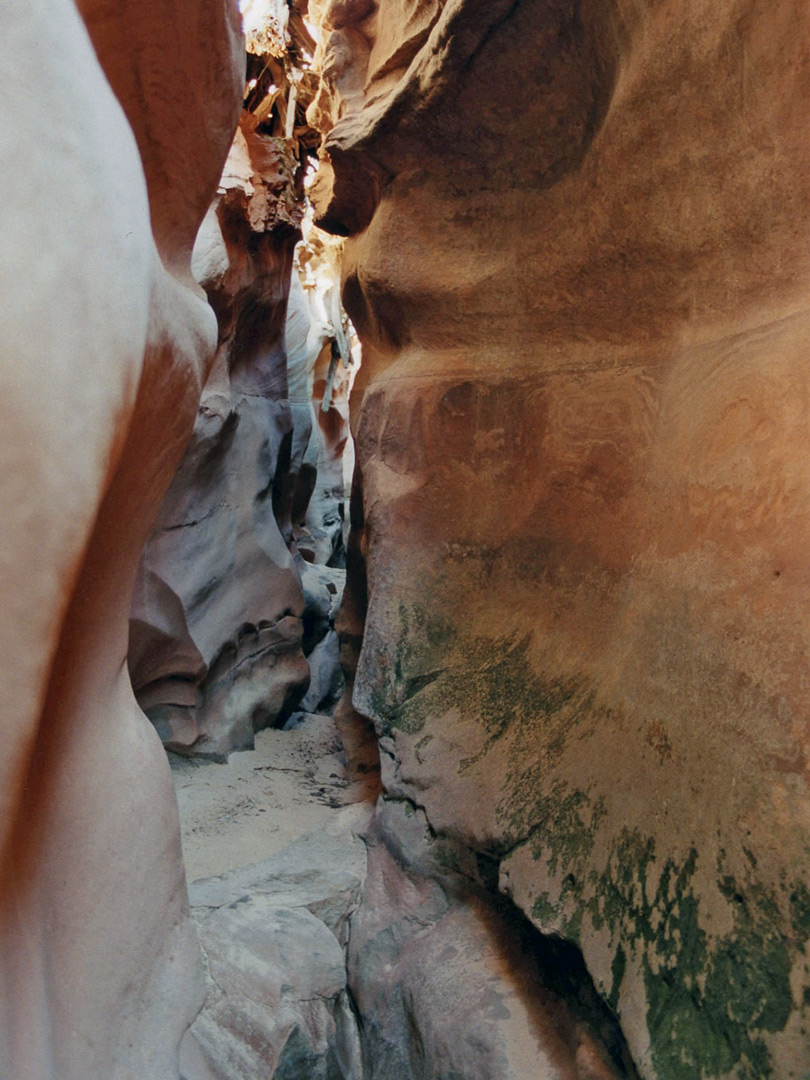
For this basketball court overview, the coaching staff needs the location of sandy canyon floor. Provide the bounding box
[172,714,365,882]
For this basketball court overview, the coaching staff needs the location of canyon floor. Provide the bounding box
[171,713,367,883]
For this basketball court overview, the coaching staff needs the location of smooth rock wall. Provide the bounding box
[0,1,243,1077]
[308,0,810,1076]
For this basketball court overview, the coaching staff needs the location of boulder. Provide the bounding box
[181,808,370,1080]
[348,800,636,1080]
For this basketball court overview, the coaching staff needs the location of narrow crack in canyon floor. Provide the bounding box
[170,700,639,1080]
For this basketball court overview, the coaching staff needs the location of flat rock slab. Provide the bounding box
[189,802,371,942]
[181,800,372,1080]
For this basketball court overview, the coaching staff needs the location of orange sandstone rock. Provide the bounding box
[308,1,810,1076]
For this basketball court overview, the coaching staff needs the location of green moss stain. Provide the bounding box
[521,785,607,880]
[513,784,610,950]
[611,838,805,1077]
[608,943,627,1012]
[493,703,614,856]
[364,602,456,735]
[524,817,810,1080]
[532,893,559,925]
[789,881,810,941]
[369,604,595,755]
[364,598,810,1079]
[451,634,579,753]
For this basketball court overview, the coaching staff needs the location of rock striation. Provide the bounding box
[129,23,357,759]
[348,799,637,1080]
[129,110,311,760]
[0,1,242,1077]
[307,0,810,1077]
[5,1,810,1077]
[179,795,635,1080]
[180,810,369,1080]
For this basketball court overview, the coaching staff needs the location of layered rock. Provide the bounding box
[0,1,242,1077]
[179,792,634,1080]
[349,799,637,1080]
[180,811,369,1080]
[307,1,810,1077]
[130,19,357,758]
[129,112,311,760]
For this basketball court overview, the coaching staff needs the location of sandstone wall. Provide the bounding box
[130,17,358,759]
[0,1,242,1077]
[129,114,311,760]
[308,1,810,1076]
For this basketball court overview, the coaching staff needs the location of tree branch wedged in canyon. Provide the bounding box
[308,0,810,1076]
[0,1,242,1076]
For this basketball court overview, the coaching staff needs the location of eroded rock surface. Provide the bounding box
[181,810,369,1080]
[307,0,810,1076]
[350,800,636,1080]
[7,0,809,1076]
[129,111,310,760]
[130,67,357,758]
[173,738,631,1080]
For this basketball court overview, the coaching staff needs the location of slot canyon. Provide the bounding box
[2,0,810,1078]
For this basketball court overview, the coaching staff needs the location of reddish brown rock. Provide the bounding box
[0,1,242,1077]
[130,111,358,757]
[130,114,311,759]
[308,1,810,1076]
[348,799,636,1080]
